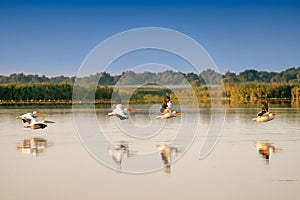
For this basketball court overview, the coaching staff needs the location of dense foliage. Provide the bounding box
[1,67,300,85]
[0,84,113,102]
[1,67,300,104]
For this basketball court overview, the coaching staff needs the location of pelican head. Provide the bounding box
[32,111,46,117]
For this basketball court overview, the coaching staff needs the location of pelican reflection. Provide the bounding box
[108,141,133,170]
[156,144,181,173]
[255,141,282,164]
[17,138,48,157]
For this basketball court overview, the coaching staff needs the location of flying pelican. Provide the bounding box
[17,137,47,156]
[156,107,179,119]
[252,103,283,122]
[252,112,275,122]
[252,112,283,122]
[156,144,181,173]
[23,118,55,130]
[108,103,129,120]
[16,111,46,124]
[16,111,54,129]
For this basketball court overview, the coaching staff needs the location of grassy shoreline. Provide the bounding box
[0,98,294,107]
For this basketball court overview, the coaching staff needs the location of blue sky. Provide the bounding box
[0,0,300,76]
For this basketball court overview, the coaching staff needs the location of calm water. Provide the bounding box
[0,105,299,200]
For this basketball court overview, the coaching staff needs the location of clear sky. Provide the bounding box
[0,0,300,76]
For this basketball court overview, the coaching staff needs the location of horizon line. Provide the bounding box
[1,65,299,78]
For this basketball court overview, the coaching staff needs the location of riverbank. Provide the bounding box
[0,98,296,108]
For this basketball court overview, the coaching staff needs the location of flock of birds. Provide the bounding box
[14,102,282,169]
[16,111,55,130]
[107,102,180,121]
[107,100,182,172]
[107,101,283,170]
[14,109,180,172]
[15,111,55,157]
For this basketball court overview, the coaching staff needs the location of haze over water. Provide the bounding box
[0,105,299,200]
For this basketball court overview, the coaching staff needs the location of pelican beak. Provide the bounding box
[36,112,46,117]
[43,120,55,124]
[16,116,22,119]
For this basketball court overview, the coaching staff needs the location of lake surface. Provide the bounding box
[0,104,299,200]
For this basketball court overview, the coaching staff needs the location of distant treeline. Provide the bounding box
[1,67,300,104]
[224,83,300,104]
[1,67,300,86]
[0,83,113,102]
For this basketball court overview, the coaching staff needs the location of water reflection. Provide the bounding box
[156,144,181,173]
[255,141,282,164]
[108,141,133,170]
[17,138,48,157]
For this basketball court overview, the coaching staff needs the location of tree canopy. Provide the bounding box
[1,67,300,86]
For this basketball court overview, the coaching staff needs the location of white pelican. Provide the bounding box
[252,112,275,122]
[16,111,46,124]
[156,144,180,173]
[156,107,179,119]
[252,112,283,122]
[160,95,172,113]
[252,103,283,122]
[17,138,47,156]
[16,111,54,129]
[108,103,129,120]
[23,118,55,130]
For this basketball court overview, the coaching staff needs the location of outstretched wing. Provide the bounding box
[109,104,128,120]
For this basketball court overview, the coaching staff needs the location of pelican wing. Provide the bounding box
[156,113,176,119]
[35,112,46,117]
[31,122,48,129]
[22,118,32,124]
[261,112,269,117]
[16,112,34,124]
[23,118,49,129]
[252,112,275,122]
